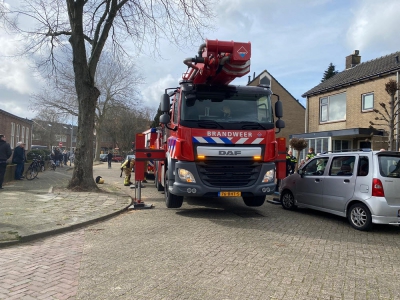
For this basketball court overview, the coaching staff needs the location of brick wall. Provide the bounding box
[0,110,33,150]
[248,71,306,146]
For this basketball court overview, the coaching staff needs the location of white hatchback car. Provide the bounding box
[279,150,400,231]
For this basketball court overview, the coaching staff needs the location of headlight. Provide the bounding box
[262,169,274,183]
[178,169,196,183]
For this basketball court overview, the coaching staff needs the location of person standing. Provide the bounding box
[12,141,26,180]
[288,150,297,174]
[107,151,113,169]
[0,134,12,189]
[121,157,135,186]
[306,147,316,161]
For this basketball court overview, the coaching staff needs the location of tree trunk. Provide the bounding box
[94,126,102,161]
[67,2,99,191]
[68,84,99,190]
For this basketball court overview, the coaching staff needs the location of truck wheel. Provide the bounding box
[347,203,373,231]
[242,196,265,207]
[164,172,183,208]
[155,176,163,191]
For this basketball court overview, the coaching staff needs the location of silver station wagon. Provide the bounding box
[279,150,400,231]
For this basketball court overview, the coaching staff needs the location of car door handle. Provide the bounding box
[315,179,321,182]
[344,179,350,183]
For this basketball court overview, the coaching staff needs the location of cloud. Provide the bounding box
[140,74,180,110]
[347,0,400,55]
[0,32,44,95]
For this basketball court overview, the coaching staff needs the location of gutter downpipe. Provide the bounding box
[305,96,309,133]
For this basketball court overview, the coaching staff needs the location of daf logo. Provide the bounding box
[219,150,241,155]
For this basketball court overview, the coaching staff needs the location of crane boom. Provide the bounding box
[182,39,251,86]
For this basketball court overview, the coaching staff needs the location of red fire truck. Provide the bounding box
[155,39,286,208]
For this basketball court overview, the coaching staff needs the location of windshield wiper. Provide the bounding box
[238,121,267,130]
[196,120,224,129]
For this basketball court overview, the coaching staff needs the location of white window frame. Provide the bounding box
[56,135,67,142]
[320,92,347,123]
[333,139,352,152]
[16,124,20,143]
[25,127,30,149]
[11,122,15,148]
[21,126,25,144]
[362,92,374,111]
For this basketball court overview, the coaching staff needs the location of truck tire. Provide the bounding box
[155,176,163,191]
[242,196,265,207]
[164,172,183,208]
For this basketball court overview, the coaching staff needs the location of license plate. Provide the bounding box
[219,191,241,197]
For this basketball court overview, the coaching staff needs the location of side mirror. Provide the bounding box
[160,94,170,112]
[275,119,285,129]
[159,113,170,125]
[298,169,304,177]
[275,100,283,118]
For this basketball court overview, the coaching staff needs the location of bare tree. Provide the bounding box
[370,79,399,151]
[31,54,143,161]
[102,106,152,154]
[4,0,213,190]
[33,109,68,149]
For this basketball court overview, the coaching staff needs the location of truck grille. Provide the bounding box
[196,160,261,187]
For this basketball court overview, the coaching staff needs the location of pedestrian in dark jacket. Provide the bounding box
[107,151,113,169]
[0,134,12,189]
[12,141,26,180]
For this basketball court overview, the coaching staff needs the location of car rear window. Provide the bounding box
[378,155,400,177]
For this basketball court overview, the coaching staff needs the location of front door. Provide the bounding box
[296,157,329,208]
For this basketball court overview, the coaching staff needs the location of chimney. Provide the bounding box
[346,50,361,69]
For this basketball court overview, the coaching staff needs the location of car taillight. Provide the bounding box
[372,178,385,197]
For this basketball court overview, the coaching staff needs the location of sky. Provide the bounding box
[1,0,400,120]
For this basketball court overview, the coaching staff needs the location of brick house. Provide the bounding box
[0,109,33,150]
[293,50,400,157]
[247,70,306,146]
[31,119,76,151]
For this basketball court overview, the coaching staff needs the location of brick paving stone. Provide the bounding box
[0,163,131,245]
[0,230,85,299]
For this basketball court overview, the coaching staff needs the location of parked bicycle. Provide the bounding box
[37,155,45,172]
[49,155,56,171]
[26,158,41,180]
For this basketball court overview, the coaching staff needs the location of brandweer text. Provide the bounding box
[207,131,253,137]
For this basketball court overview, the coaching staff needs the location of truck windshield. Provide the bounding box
[180,93,274,130]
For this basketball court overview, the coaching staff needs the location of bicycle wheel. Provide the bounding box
[26,166,38,180]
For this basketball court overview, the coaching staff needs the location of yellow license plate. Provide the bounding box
[219,191,241,197]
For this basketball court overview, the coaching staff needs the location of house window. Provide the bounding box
[16,124,20,143]
[11,122,15,148]
[333,140,351,152]
[55,135,67,142]
[362,93,374,111]
[21,126,25,144]
[25,128,29,149]
[320,92,346,123]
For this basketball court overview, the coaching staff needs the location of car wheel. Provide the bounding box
[281,190,296,210]
[242,196,265,206]
[347,203,372,231]
[164,171,183,208]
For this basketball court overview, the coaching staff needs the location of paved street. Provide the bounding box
[1,163,400,299]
